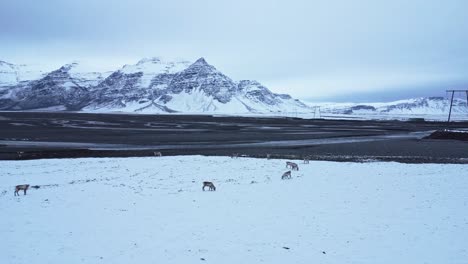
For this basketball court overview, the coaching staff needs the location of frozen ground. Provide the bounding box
[1,156,467,264]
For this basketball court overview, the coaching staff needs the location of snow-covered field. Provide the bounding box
[1,156,467,264]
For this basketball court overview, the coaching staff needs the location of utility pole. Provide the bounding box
[447,90,455,123]
[312,106,321,119]
[446,89,468,124]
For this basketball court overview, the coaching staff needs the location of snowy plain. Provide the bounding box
[1,156,467,264]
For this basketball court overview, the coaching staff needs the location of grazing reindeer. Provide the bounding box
[17,151,24,159]
[230,153,239,159]
[266,154,271,160]
[153,152,162,157]
[286,161,299,171]
[286,161,296,168]
[303,157,310,164]
[281,171,292,180]
[291,163,299,171]
[202,181,216,191]
[14,184,30,196]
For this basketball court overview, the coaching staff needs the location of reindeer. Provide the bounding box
[14,184,30,196]
[266,153,272,160]
[303,157,310,164]
[202,181,216,191]
[17,151,24,159]
[286,161,299,171]
[281,171,292,180]
[153,152,162,157]
[291,163,299,171]
[230,153,239,159]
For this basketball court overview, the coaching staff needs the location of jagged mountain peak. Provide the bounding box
[190,57,214,68]
[57,62,80,72]
[182,57,218,75]
[193,57,208,65]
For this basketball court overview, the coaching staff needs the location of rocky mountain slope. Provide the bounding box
[0,62,112,111]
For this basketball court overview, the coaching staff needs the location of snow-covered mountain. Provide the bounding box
[317,97,468,115]
[309,97,468,120]
[0,60,49,87]
[85,57,309,113]
[0,57,310,114]
[0,62,113,111]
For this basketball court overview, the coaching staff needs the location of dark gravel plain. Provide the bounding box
[0,111,467,163]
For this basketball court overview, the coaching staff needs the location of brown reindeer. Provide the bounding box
[291,163,299,171]
[14,184,30,196]
[153,152,162,157]
[303,157,310,164]
[281,171,292,180]
[286,161,299,170]
[202,181,216,191]
[266,154,271,160]
[230,153,239,159]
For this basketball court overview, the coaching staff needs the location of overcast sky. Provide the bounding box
[1,0,467,102]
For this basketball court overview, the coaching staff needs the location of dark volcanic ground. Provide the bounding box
[0,111,467,163]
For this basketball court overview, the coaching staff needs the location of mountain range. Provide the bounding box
[0,58,310,114]
[1,58,467,119]
[314,97,468,120]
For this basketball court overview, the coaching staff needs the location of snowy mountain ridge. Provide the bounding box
[0,57,310,114]
[303,97,467,121]
[315,97,468,115]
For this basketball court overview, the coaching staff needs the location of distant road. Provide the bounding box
[0,112,467,163]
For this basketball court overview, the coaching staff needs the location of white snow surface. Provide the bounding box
[0,61,49,87]
[84,90,311,115]
[120,57,191,88]
[1,156,467,264]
